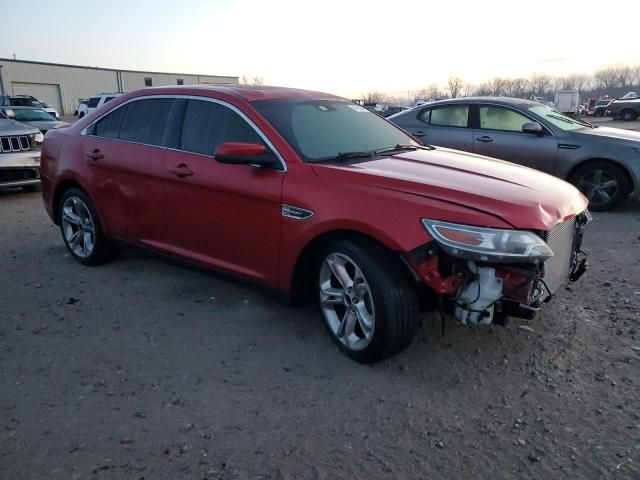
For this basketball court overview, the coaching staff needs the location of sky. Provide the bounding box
[1,0,639,98]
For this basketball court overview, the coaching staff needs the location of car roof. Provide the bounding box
[137,84,343,102]
[418,97,541,108]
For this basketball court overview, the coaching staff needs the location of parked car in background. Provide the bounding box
[79,93,123,118]
[388,97,640,211]
[40,85,590,363]
[606,97,640,121]
[0,95,60,120]
[75,99,88,117]
[592,99,612,117]
[0,107,67,134]
[0,109,43,191]
[586,98,597,116]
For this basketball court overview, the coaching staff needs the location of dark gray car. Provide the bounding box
[389,97,640,211]
[0,106,67,135]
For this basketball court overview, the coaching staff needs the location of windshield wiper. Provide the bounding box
[374,144,434,155]
[313,151,374,163]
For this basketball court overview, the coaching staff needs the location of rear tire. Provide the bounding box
[58,188,119,266]
[316,239,420,363]
[570,161,630,211]
[621,109,637,121]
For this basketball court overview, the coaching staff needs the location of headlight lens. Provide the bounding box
[34,132,44,144]
[422,219,554,263]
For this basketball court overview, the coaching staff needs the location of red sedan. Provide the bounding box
[40,85,590,362]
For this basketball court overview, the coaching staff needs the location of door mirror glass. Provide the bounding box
[3,108,15,119]
[522,122,543,135]
[214,142,273,167]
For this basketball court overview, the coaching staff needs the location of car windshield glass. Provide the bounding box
[528,105,588,131]
[12,98,42,107]
[12,108,55,121]
[252,99,416,162]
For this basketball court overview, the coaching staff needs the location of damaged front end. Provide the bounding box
[405,211,591,328]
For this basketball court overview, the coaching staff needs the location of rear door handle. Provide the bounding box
[85,149,104,161]
[476,136,494,143]
[168,164,193,178]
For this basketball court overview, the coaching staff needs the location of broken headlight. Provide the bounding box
[421,219,554,263]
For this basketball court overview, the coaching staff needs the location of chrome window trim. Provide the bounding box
[81,94,287,172]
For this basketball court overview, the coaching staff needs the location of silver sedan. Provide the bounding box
[389,97,640,211]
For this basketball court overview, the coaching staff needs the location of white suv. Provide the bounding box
[78,93,123,118]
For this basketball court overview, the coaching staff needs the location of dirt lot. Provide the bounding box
[0,190,639,480]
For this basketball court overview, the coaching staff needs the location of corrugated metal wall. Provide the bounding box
[0,59,238,115]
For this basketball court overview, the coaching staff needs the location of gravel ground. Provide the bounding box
[1,191,639,480]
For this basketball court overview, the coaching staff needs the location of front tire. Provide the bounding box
[58,188,118,266]
[570,161,630,211]
[316,239,420,363]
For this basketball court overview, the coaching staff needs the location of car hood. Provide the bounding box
[20,119,66,132]
[575,125,640,143]
[0,118,40,136]
[311,148,588,231]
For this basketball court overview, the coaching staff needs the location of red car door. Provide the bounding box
[161,98,285,285]
[82,97,173,244]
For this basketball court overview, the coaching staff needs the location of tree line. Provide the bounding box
[364,63,640,106]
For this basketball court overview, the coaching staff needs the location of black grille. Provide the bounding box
[0,168,40,182]
[0,135,31,153]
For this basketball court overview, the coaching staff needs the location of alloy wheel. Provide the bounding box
[577,169,619,208]
[61,196,96,258]
[318,252,375,351]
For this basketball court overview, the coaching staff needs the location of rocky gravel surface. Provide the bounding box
[1,191,639,479]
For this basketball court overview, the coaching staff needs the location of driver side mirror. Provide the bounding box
[522,122,543,136]
[214,142,275,168]
[3,108,15,119]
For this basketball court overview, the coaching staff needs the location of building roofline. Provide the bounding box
[0,57,238,80]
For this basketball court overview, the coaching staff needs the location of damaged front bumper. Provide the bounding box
[407,210,590,327]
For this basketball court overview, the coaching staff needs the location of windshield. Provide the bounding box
[12,108,55,121]
[528,105,589,131]
[252,99,416,162]
[11,97,43,108]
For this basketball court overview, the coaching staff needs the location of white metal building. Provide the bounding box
[0,58,238,115]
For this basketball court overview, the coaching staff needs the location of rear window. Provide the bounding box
[430,106,469,127]
[119,98,172,146]
[92,106,126,139]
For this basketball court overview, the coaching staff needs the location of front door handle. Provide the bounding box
[168,164,193,178]
[85,149,104,161]
[476,136,494,143]
[413,130,426,137]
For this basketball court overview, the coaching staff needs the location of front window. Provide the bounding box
[479,106,531,132]
[252,99,416,162]
[11,108,55,122]
[528,105,589,131]
[87,97,100,108]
